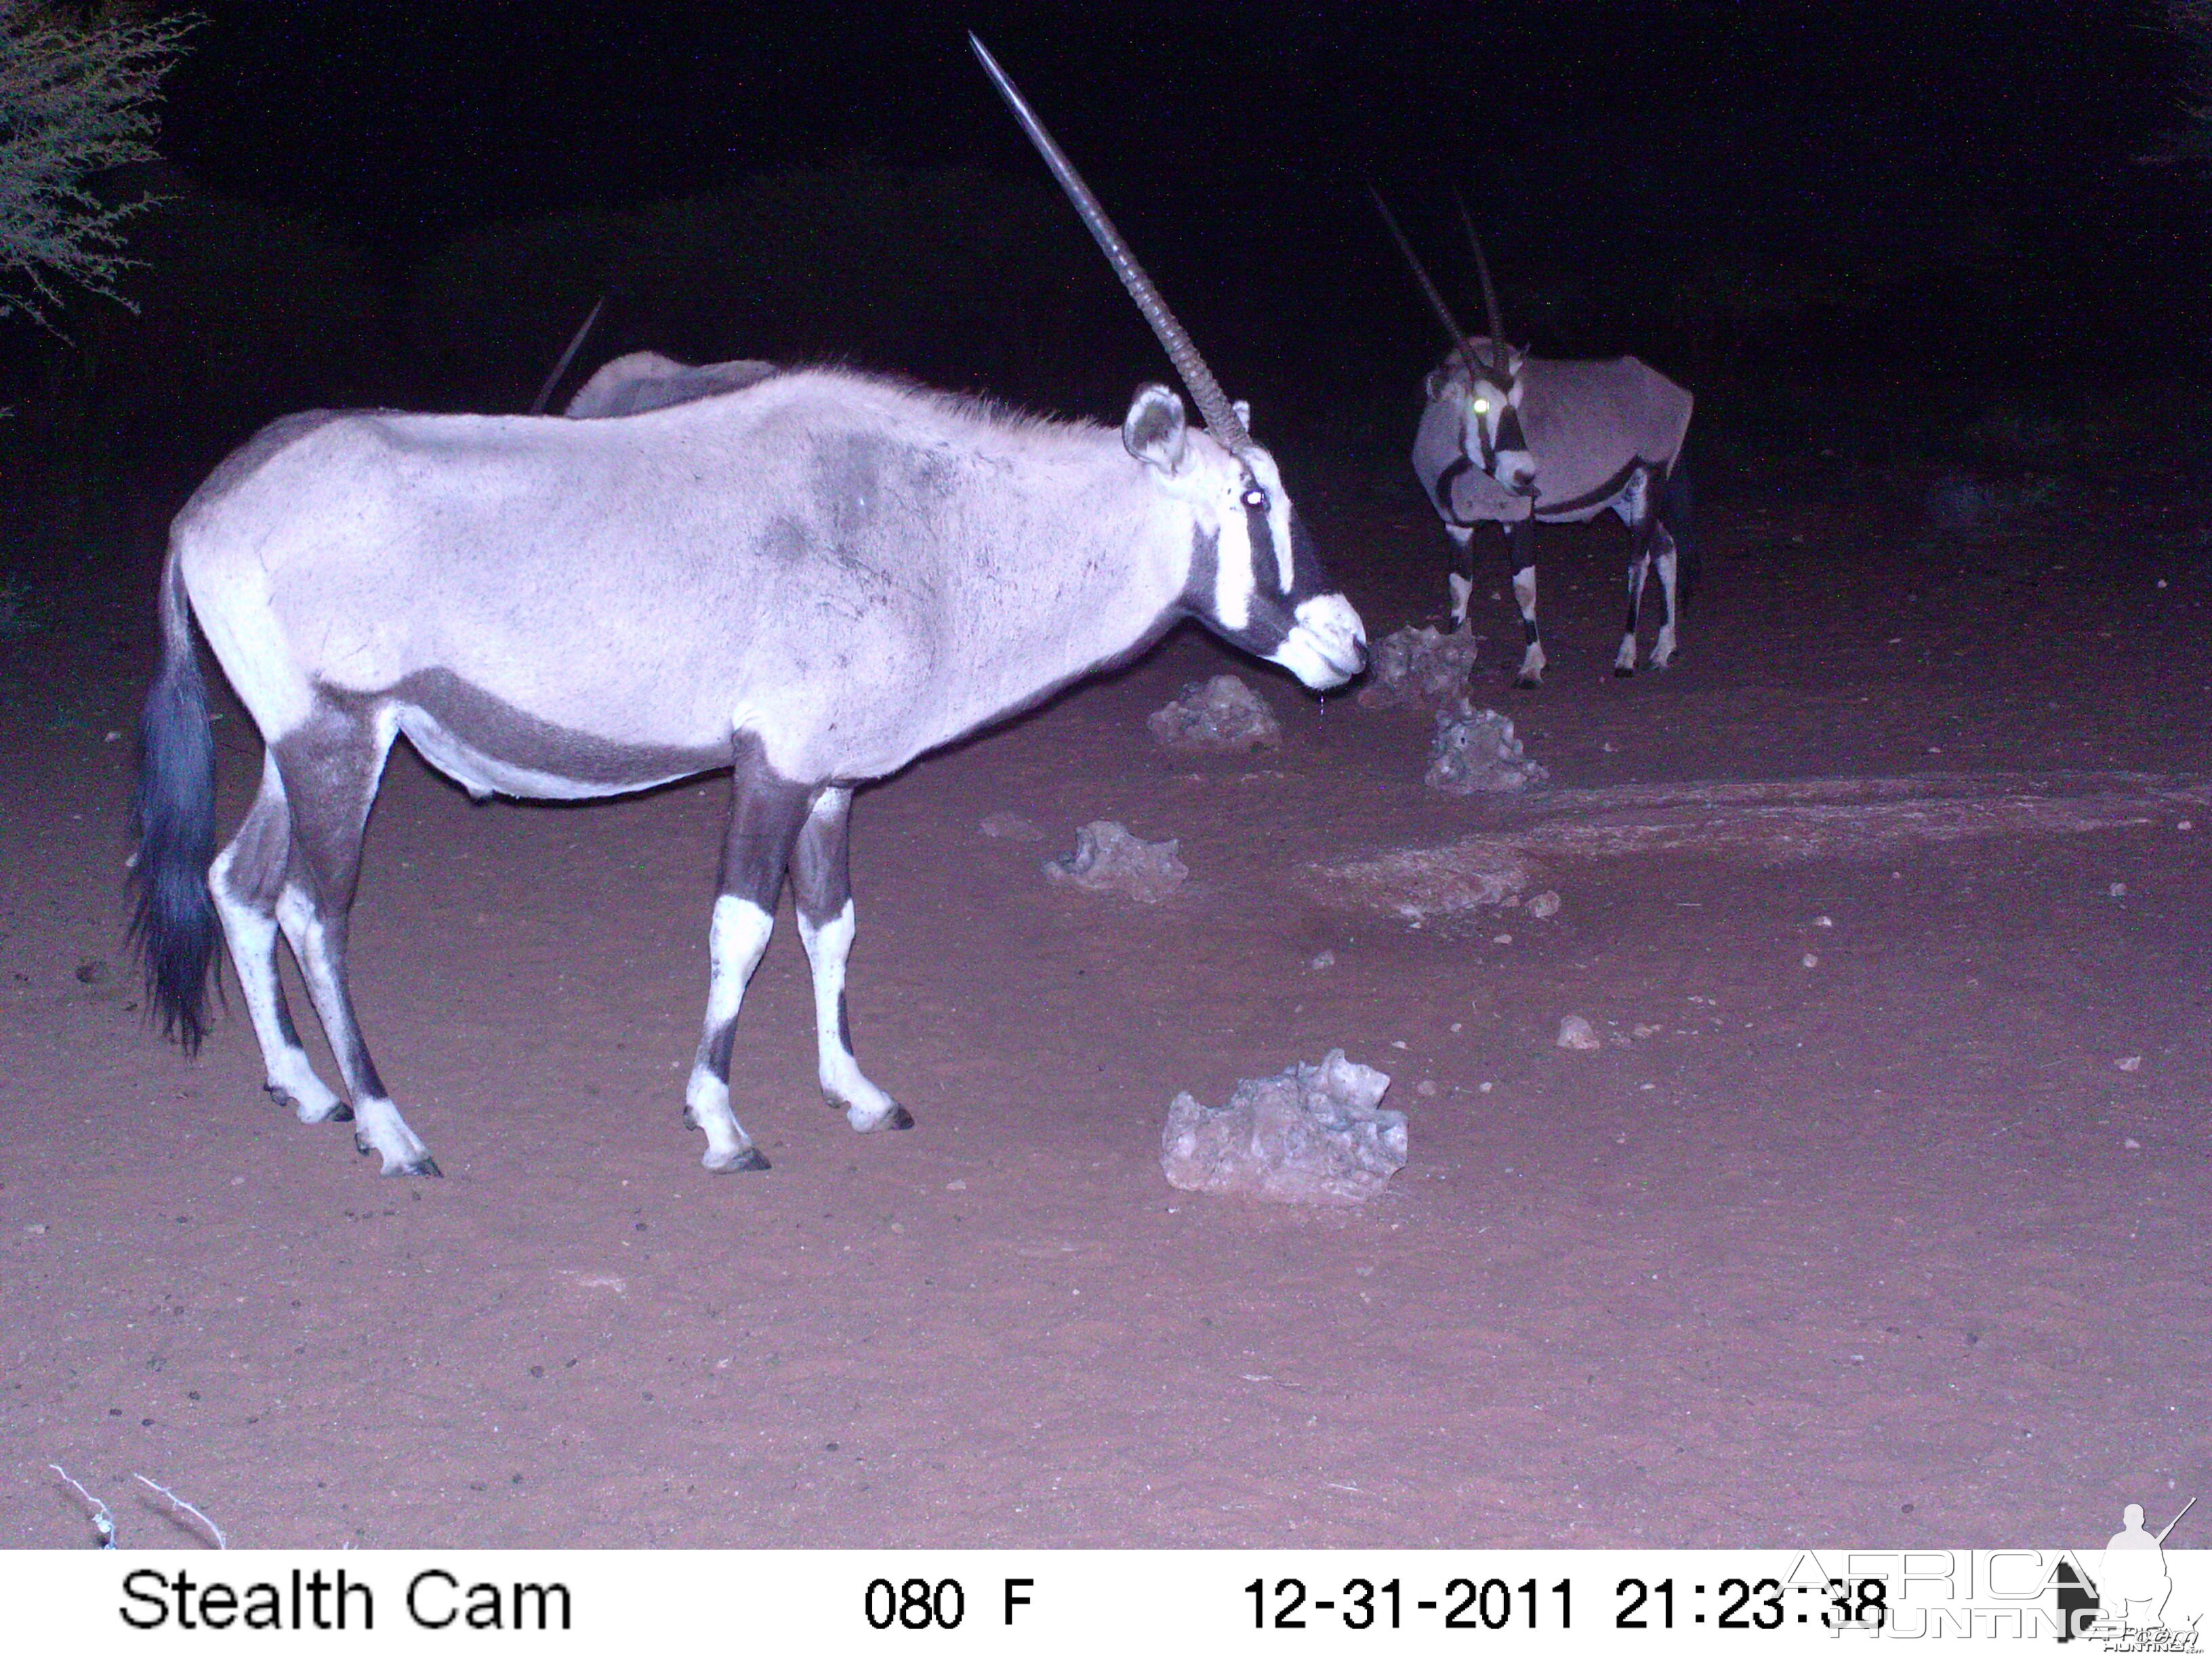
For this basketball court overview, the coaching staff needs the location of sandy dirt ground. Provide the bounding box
[2,453,2208,1550]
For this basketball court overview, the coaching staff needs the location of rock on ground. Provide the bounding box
[1044,821,1188,904]
[1355,626,1483,712]
[1429,705,1548,794]
[1147,675,1282,753]
[1161,1050,1406,1206]
[979,811,1044,842]
[1557,1015,1601,1050]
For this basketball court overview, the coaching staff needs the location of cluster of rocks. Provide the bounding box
[1147,675,1282,753]
[1354,625,1483,712]
[1161,1050,1406,1206]
[1427,704,1548,794]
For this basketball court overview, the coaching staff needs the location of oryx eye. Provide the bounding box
[1471,397,1491,415]
[1240,487,1269,512]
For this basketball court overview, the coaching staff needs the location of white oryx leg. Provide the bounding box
[268,705,434,1176]
[684,896,777,1170]
[1650,525,1681,669]
[1616,468,1659,677]
[684,743,811,1172]
[1444,525,1477,630]
[1616,545,1651,676]
[1503,520,1544,689]
[208,752,346,1125]
[791,786,911,1134]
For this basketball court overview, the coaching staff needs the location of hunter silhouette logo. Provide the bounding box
[2056,1496,2200,1647]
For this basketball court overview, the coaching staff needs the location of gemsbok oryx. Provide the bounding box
[129,37,1368,1178]
[1374,194,1694,689]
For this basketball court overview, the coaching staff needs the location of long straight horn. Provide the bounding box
[1370,187,1481,384]
[1452,191,1509,367]
[531,294,607,415]
[970,34,1252,452]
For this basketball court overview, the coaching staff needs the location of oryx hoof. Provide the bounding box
[838,1094,914,1132]
[1513,675,1542,691]
[265,1083,351,1124]
[705,1145,771,1174]
[1614,665,1636,678]
[388,1155,442,1179]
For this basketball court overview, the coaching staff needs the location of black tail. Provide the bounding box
[129,550,219,1052]
[1660,459,1698,611]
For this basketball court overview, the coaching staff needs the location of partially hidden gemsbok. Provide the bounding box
[130,37,1368,1177]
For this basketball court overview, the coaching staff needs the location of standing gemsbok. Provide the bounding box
[130,37,1366,1178]
[1375,194,1694,689]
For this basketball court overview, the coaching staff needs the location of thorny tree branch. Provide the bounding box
[0,2,198,331]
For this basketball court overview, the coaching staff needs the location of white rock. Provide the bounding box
[1557,1015,1601,1051]
[1525,890,1561,919]
[2116,1054,2142,1072]
[1160,1050,1406,1206]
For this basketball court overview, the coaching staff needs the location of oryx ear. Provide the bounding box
[1231,398,1252,432]
[1424,367,1449,402]
[1123,383,1188,474]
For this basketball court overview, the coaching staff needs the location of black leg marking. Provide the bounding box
[718,745,813,914]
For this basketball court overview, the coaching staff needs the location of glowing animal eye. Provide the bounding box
[1241,488,1269,512]
[1471,397,1491,415]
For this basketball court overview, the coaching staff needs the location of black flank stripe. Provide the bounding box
[1536,459,1644,520]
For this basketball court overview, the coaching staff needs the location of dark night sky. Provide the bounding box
[68,0,2211,443]
[156,1,2191,255]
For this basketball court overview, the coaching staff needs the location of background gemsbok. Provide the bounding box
[1376,194,1694,689]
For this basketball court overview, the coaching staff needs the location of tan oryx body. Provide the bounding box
[1377,195,1694,688]
[129,41,1366,1179]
